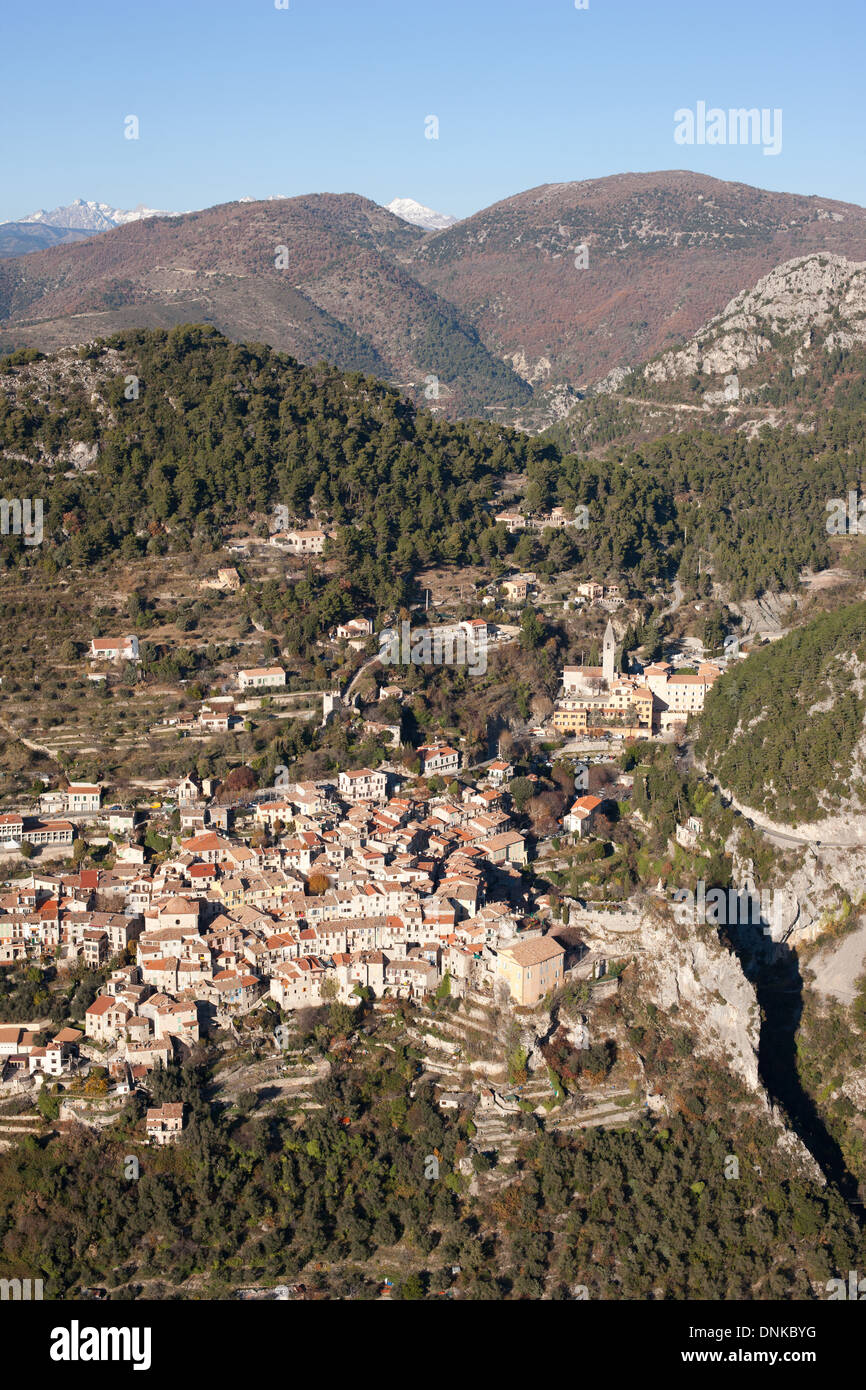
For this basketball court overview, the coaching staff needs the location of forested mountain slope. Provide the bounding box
[3,325,866,609]
[696,602,866,822]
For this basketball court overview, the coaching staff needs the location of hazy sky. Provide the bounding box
[2,0,864,222]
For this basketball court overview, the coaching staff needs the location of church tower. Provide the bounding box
[602,619,616,685]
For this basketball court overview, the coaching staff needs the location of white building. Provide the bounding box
[237,667,286,691]
[642,662,720,730]
[336,617,373,640]
[65,783,101,814]
[146,1103,185,1145]
[338,768,388,802]
[494,511,526,533]
[273,529,328,555]
[418,744,460,778]
[90,635,139,662]
[564,794,603,837]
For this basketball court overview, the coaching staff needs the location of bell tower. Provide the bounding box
[602,619,616,685]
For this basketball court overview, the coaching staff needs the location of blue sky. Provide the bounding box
[2,0,864,222]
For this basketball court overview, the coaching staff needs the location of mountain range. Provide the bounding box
[0,199,178,261]
[20,198,178,231]
[0,193,455,249]
[4,171,866,419]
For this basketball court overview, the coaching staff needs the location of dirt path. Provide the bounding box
[344,655,381,699]
[0,716,59,762]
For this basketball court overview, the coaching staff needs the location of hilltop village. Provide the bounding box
[0,575,730,1148]
[0,751,559,1142]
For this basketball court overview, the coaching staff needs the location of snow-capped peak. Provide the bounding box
[385,197,458,231]
[20,199,176,231]
[112,203,178,225]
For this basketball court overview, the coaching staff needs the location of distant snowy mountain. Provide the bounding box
[21,198,177,231]
[385,197,457,231]
[110,203,178,225]
[17,194,457,239]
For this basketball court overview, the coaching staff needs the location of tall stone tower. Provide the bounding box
[602,619,616,685]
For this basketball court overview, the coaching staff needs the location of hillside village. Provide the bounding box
[0,753,561,1123]
[0,564,739,1151]
[0,316,801,1232]
[3,409,865,1306]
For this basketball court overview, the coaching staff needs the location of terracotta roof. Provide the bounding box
[500,936,565,967]
[86,995,128,1016]
[484,831,525,850]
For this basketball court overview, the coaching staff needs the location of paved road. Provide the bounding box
[701,765,865,850]
[659,579,685,621]
[738,810,860,851]
[344,654,382,700]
